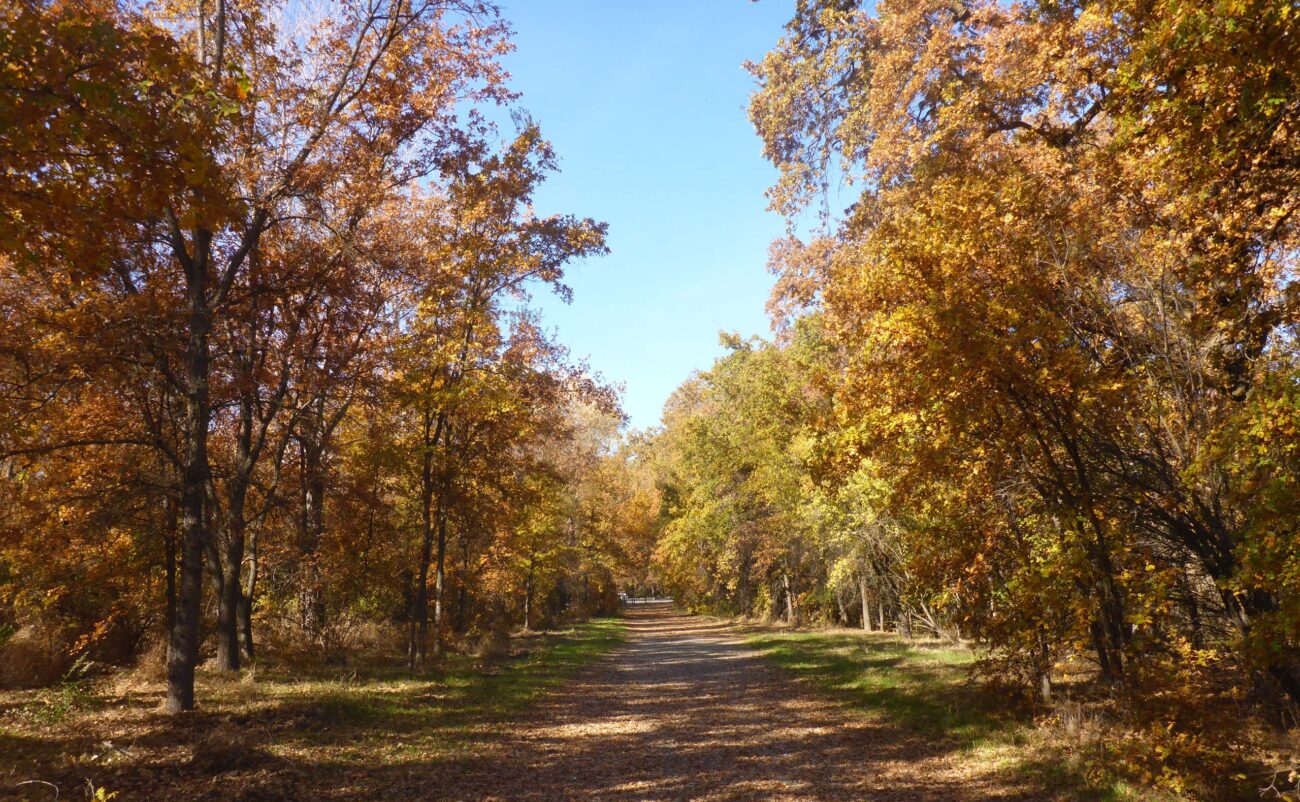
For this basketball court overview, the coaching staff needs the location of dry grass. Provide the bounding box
[0,619,623,801]
[739,623,1286,801]
[0,624,75,690]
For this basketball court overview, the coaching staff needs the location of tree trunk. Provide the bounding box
[403,570,418,669]
[859,576,872,632]
[165,231,213,714]
[1091,618,1116,682]
[433,509,449,656]
[215,439,250,672]
[237,589,254,661]
[239,526,259,661]
[736,545,753,615]
[1038,635,1054,704]
[411,507,433,668]
[297,425,327,642]
[782,572,795,624]
[453,533,470,633]
[214,519,244,672]
[219,282,285,669]
[164,499,179,651]
[410,408,445,668]
[523,561,535,632]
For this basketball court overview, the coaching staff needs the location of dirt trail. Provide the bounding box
[431,603,1037,801]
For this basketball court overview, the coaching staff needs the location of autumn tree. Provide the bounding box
[749,0,1300,702]
[0,0,628,717]
[381,126,606,666]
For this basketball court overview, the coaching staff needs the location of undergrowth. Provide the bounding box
[743,627,1199,802]
[0,619,625,800]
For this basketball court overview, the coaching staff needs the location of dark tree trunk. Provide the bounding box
[164,499,179,646]
[410,408,445,668]
[297,422,327,642]
[412,441,433,667]
[1091,618,1116,682]
[166,229,213,714]
[403,570,418,669]
[411,543,431,667]
[214,523,244,672]
[218,285,286,670]
[214,443,250,671]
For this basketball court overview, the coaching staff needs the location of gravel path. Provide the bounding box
[430,602,1039,801]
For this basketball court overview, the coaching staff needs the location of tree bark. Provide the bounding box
[859,575,872,632]
[214,516,244,672]
[433,508,449,656]
[165,227,213,714]
[454,534,470,633]
[410,407,446,668]
[163,498,178,649]
[523,559,535,631]
[1090,618,1116,682]
[1038,634,1054,704]
[215,413,251,671]
[297,419,327,642]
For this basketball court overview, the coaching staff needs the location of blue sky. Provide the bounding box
[498,0,796,431]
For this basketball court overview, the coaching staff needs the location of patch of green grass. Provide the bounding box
[744,628,1163,802]
[744,631,1001,742]
[27,679,99,725]
[243,618,628,754]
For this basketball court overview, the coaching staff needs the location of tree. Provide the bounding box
[386,127,606,665]
[749,0,1300,699]
[1,0,630,714]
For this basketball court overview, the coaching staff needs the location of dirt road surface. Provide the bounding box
[429,602,1038,801]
